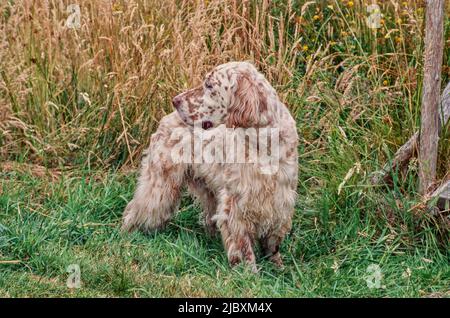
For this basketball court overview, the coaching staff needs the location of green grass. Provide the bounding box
[0,165,448,297]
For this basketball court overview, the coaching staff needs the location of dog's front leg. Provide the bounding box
[215,195,257,273]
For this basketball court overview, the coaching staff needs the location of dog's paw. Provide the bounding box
[121,201,137,233]
[229,255,259,274]
[269,252,284,269]
[248,262,259,274]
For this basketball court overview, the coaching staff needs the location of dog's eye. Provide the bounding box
[205,82,213,90]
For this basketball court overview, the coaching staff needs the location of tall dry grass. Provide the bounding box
[0,0,303,167]
[0,0,448,172]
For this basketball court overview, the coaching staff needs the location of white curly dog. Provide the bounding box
[122,62,298,272]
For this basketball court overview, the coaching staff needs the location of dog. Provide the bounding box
[122,62,298,272]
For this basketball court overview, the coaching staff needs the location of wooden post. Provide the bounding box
[419,0,444,194]
[370,82,450,186]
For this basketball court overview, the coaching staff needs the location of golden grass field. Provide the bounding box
[1,0,448,169]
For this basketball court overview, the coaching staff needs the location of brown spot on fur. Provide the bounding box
[229,255,240,266]
[165,136,182,148]
[286,147,295,158]
[151,133,162,143]
[223,195,234,215]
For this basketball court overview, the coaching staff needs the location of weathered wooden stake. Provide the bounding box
[370,82,450,186]
[418,0,444,194]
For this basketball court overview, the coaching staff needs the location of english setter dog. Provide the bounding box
[122,62,298,272]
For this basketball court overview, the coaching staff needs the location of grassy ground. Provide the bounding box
[0,159,448,297]
[0,0,449,297]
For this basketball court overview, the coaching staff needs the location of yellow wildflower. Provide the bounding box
[347,1,354,8]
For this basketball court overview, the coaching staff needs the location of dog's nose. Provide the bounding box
[172,96,181,110]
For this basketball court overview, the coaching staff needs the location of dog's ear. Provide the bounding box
[226,72,269,128]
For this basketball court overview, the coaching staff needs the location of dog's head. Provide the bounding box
[172,62,275,129]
